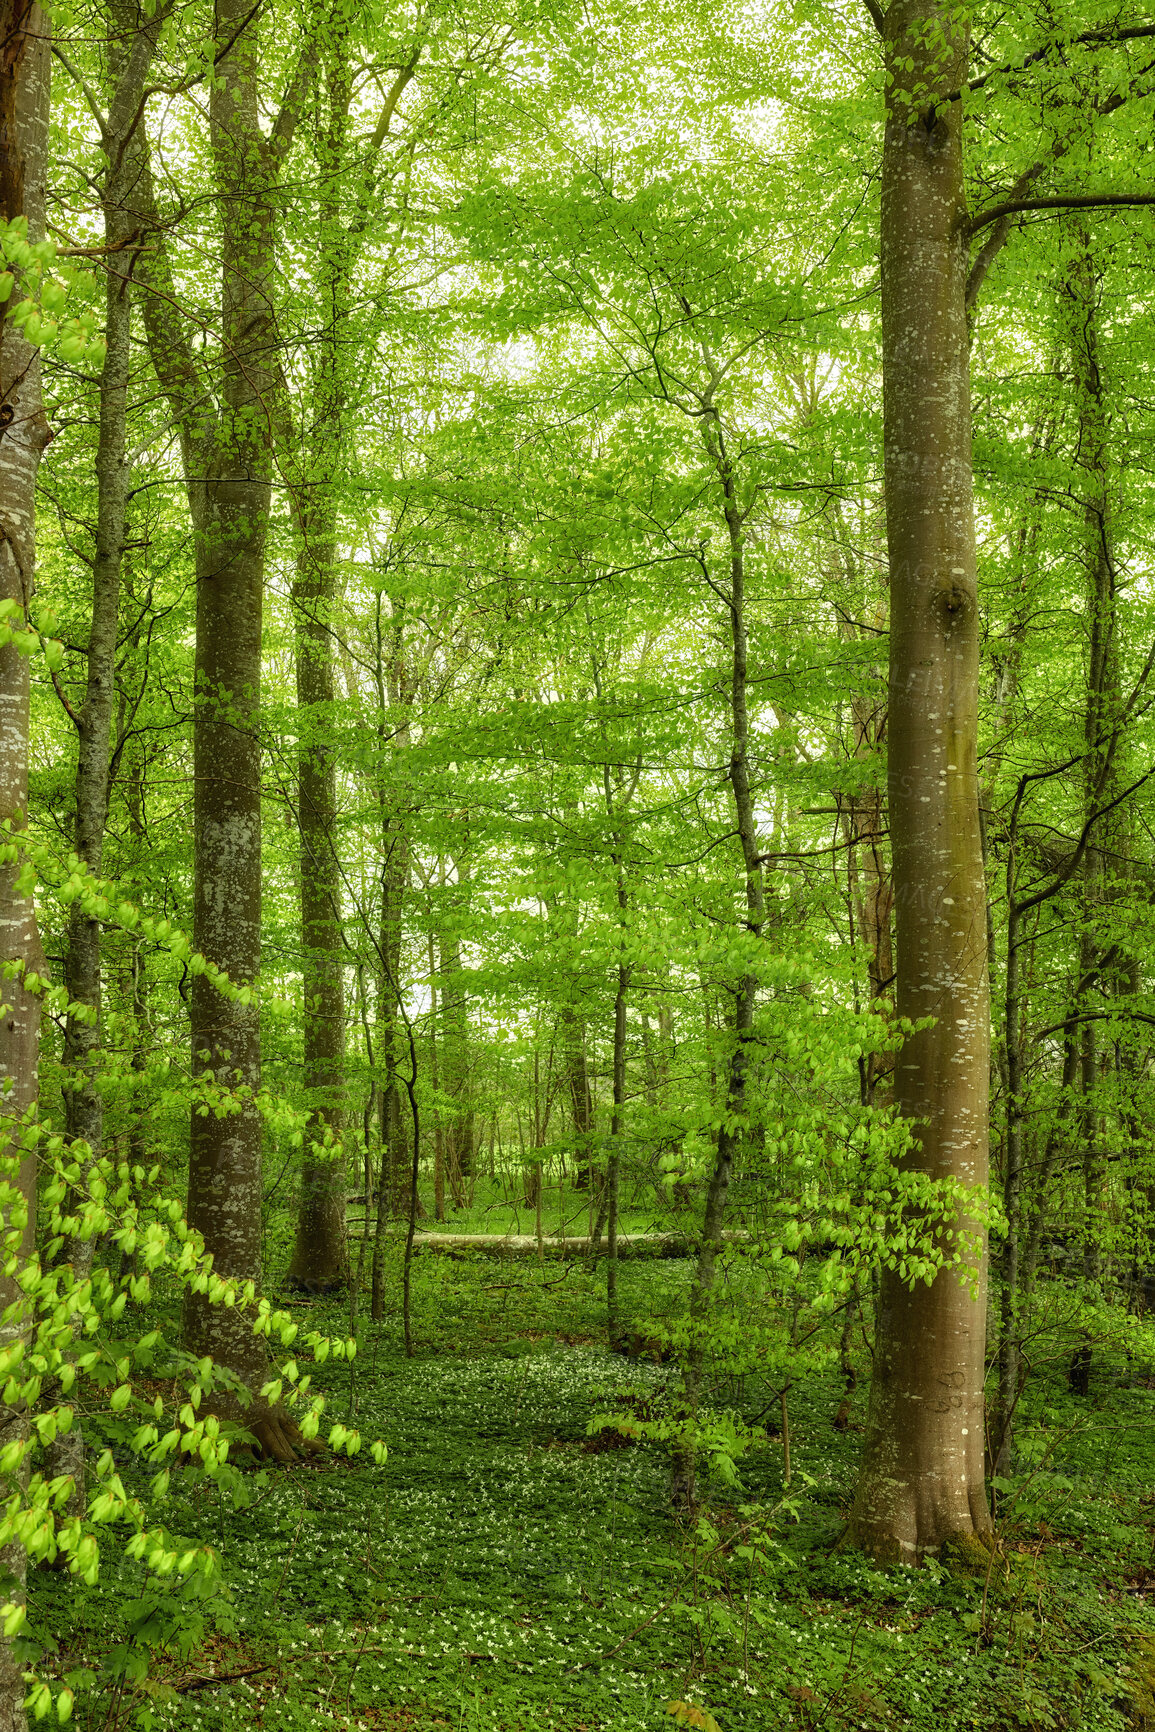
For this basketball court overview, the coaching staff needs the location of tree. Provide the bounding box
[847,0,992,1562]
[0,4,52,1719]
[136,0,316,1458]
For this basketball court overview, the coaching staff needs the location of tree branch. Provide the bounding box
[859,0,885,36]
[968,191,1155,236]
[946,21,1155,105]
[966,161,1047,305]
[131,148,215,494]
[51,43,107,138]
[268,22,321,167]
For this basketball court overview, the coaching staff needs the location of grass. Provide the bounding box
[374,1170,697,1243]
[28,1224,1155,1732]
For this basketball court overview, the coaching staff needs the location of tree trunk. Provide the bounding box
[562,1004,595,1190]
[671,375,766,1507]
[601,763,631,1343]
[848,0,992,1561]
[0,5,51,1721]
[428,932,445,1221]
[50,0,167,1505]
[1068,220,1118,1390]
[285,53,353,1295]
[138,0,315,1460]
[439,849,474,1200]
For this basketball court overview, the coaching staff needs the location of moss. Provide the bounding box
[938,1530,996,1575]
[838,1519,906,1567]
[1125,1633,1155,1728]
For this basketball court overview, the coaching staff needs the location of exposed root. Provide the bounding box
[246,1412,326,1465]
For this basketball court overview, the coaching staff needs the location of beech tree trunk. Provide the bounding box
[50,0,167,1507]
[182,0,274,1425]
[285,52,352,1295]
[0,5,50,1721]
[61,11,150,1196]
[848,0,992,1561]
[138,0,315,1460]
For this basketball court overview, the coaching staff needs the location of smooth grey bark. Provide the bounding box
[137,0,316,1461]
[284,52,353,1295]
[0,5,51,1723]
[824,501,894,1102]
[848,0,992,1560]
[60,0,168,1183]
[48,0,170,1509]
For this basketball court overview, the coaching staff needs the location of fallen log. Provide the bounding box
[343,1229,750,1259]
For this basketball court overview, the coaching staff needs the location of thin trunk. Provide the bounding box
[0,7,51,1721]
[602,763,631,1344]
[287,29,423,1288]
[993,882,1025,1473]
[828,504,893,1101]
[52,0,167,1501]
[375,612,412,1228]
[1072,226,1115,1293]
[562,1004,595,1190]
[286,422,348,1287]
[672,374,766,1507]
[849,0,992,1560]
[371,816,409,1314]
[429,933,445,1222]
[606,955,626,1339]
[439,849,474,1200]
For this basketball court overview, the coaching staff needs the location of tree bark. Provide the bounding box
[439,847,474,1201]
[601,764,631,1343]
[50,0,167,1505]
[61,3,160,1199]
[562,1002,595,1190]
[285,51,353,1295]
[848,0,992,1561]
[0,4,51,1721]
[137,0,316,1459]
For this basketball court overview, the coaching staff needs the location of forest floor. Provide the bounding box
[30,1223,1155,1732]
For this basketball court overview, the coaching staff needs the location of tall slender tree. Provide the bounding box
[137,0,316,1457]
[0,3,52,1717]
[848,0,992,1560]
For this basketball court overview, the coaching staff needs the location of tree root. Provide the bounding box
[246,1411,326,1465]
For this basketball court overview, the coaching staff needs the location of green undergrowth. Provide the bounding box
[379,1171,693,1243]
[29,1249,1155,1732]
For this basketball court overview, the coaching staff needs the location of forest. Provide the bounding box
[0,0,1154,1725]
